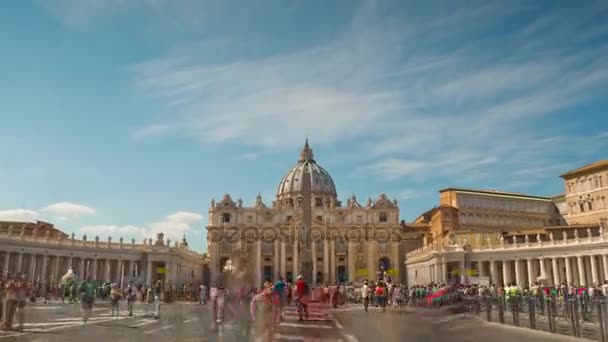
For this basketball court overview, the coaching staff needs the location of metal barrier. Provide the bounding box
[459,294,608,341]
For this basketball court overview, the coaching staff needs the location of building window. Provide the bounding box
[589,201,593,211]
[297,199,302,207]
[568,183,573,193]
[317,216,323,222]
[356,215,363,224]
[286,215,292,222]
[246,216,253,224]
[222,213,231,223]
[595,178,600,188]
[379,213,388,222]
[580,203,585,212]
[315,198,323,207]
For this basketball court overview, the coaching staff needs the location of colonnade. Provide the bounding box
[1,251,145,284]
[478,254,608,287]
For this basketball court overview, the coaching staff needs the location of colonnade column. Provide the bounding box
[41,255,49,283]
[105,259,111,282]
[502,260,510,286]
[552,258,560,285]
[603,255,608,283]
[79,258,85,280]
[565,257,572,285]
[16,253,24,274]
[577,256,586,286]
[514,260,522,288]
[489,260,497,285]
[115,260,122,284]
[130,260,136,278]
[590,255,598,285]
[92,259,98,281]
[53,257,61,282]
[442,259,447,284]
[3,252,10,275]
[146,260,152,286]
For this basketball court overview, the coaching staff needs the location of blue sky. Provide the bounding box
[1,0,607,252]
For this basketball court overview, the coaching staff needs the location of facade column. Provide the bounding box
[577,256,586,286]
[565,257,572,285]
[257,239,263,287]
[280,240,286,278]
[292,239,298,276]
[146,260,152,285]
[330,239,336,283]
[16,253,24,274]
[590,255,599,285]
[273,240,280,280]
[603,255,608,283]
[390,241,399,280]
[348,241,355,283]
[53,256,61,282]
[503,261,511,286]
[323,239,330,283]
[312,240,317,284]
[367,240,375,282]
[130,260,136,278]
[552,258,560,285]
[68,256,73,269]
[441,259,448,284]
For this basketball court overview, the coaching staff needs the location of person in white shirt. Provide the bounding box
[361,280,370,312]
[601,281,608,297]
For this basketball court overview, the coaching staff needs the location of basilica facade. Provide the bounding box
[206,141,422,286]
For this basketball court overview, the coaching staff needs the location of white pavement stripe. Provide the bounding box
[52,317,109,321]
[273,334,305,341]
[144,324,173,334]
[279,322,332,329]
[31,306,62,310]
[130,319,157,328]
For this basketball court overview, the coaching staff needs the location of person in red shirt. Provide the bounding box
[294,275,309,321]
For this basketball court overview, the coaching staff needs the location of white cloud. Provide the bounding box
[0,209,39,222]
[41,202,95,217]
[165,211,203,224]
[78,211,204,247]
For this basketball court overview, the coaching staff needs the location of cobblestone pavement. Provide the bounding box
[0,301,352,342]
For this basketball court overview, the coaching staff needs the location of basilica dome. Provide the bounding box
[276,140,337,203]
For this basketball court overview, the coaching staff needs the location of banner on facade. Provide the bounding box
[156,267,166,274]
[387,268,397,276]
[356,269,368,277]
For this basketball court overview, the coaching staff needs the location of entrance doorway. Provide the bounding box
[263,266,272,282]
[337,266,347,283]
